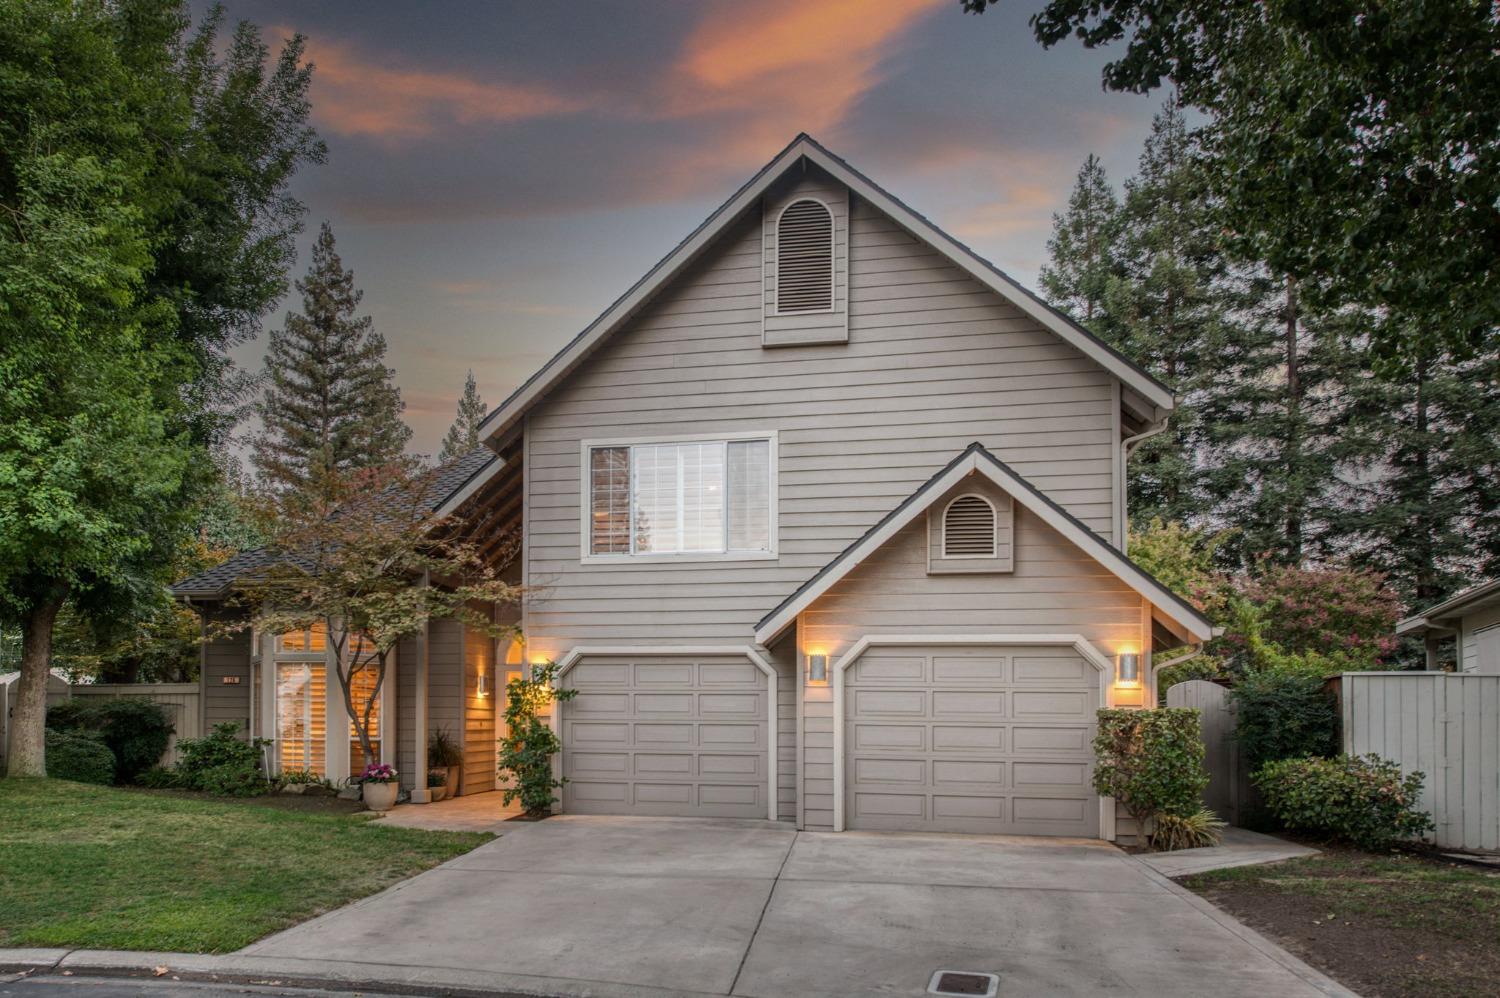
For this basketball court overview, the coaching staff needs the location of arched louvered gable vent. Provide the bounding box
[776,199,834,313]
[943,495,998,557]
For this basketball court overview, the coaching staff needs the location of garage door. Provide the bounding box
[844,644,1099,837]
[560,655,770,818]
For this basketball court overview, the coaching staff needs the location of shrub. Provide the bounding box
[1255,754,1434,849]
[498,662,578,815]
[1230,670,1339,772]
[1152,807,1226,851]
[1093,708,1209,847]
[136,765,180,789]
[44,731,116,785]
[174,722,268,797]
[46,698,174,783]
[1239,565,1402,667]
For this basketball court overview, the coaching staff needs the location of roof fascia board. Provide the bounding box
[754,449,1212,645]
[481,135,1174,441]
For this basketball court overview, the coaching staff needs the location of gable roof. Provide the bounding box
[753,442,1215,646]
[170,447,503,600]
[1397,578,1500,635]
[478,133,1174,443]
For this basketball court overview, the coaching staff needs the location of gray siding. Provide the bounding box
[1461,604,1500,674]
[462,622,497,795]
[428,618,465,791]
[202,613,252,736]
[796,476,1145,831]
[522,169,1120,652]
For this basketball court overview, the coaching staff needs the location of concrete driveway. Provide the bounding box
[242,816,1349,998]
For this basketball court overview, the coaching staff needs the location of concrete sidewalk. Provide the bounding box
[1135,827,1318,878]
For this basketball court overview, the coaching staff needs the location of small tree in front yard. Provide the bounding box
[229,459,520,768]
[1093,707,1215,849]
[498,662,577,816]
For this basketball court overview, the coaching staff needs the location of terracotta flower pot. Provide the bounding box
[363,781,399,812]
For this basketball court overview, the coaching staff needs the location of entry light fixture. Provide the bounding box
[1116,649,1140,687]
[477,672,489,698]
[807,652,829,685]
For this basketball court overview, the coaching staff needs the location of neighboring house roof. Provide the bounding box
[170,447,503,601]
[754,442,1215,646]
[1397,578,1500,635]
[477,133,1175,443]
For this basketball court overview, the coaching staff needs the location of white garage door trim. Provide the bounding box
[832,633,1113,837]
[554,645,778,821]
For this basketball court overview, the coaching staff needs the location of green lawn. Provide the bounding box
[0,779,491,953]
[1183,851,1500,998]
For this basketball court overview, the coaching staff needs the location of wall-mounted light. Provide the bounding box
[807,652,829,685]
[1116,649,1140,687]
[477,671,488,698]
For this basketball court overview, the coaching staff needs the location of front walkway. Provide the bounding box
[375,790,520,833]
[1135,826,1319,878]
[238,815,1354,998]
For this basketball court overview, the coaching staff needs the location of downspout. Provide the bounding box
[1119,412,1170,553]
[1150,641,1205,706]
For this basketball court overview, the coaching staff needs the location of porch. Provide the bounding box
[379,789,522,833]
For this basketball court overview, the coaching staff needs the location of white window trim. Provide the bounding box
[771,198,837,317]
[578,430,779,564]
[940,493,999,559]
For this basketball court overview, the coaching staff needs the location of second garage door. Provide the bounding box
[844,643,1100,837]
[560,654,770,818]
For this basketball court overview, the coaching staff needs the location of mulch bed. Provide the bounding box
[1182,848,1500,998]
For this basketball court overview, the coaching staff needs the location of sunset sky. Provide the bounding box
[203,1,1159,457]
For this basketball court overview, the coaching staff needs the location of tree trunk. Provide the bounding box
[8,596,65,777]
[1411,355,1439,606]
[1282,275,1304,561]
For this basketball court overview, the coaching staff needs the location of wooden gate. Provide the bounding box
[1166,680,1245,824]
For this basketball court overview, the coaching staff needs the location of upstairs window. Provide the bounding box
[776,199,834,313]
[588,437,774,558]
[942,495,998,558]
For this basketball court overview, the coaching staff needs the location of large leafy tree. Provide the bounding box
[252,223,412,492]
[0,0,321,776]
[964,0,1500,368]
[439,370,488,463]
[230,461,520,766]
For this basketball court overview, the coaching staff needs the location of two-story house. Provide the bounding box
[176,135,1212,841]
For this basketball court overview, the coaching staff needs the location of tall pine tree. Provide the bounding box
[1197,272,1361,567]
[1333,341,1500,606]
[1098,103,1230,525]
[439,370,487,463]
[252,223,411,492]
[1039,154,1120,332]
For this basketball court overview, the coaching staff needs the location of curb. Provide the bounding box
[0,949,720,998]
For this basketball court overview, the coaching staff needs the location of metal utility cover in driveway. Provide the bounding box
[929,969,1000,996]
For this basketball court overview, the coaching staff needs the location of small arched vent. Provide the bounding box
[776,199,834,313]
[943,495,997,557]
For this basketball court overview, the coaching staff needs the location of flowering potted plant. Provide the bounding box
[360,763,399,811]
[427,769,449,803]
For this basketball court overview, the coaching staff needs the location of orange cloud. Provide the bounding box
[304,35,587,139]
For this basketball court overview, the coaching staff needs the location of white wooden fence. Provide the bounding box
[62,683,203,767]
[1339,672,1500,852]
